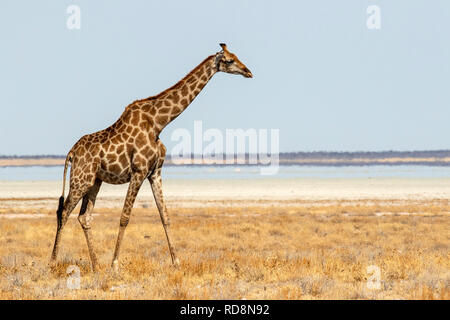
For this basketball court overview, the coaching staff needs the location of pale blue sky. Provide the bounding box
[0,1,449,155]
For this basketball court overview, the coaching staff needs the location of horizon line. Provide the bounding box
[1,149,450,158]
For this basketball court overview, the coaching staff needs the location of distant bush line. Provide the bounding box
[1,150,449,160]
[278,150,450,159]
[0,155,65,159]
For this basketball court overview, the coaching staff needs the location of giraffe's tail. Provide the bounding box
[56,152,73,224]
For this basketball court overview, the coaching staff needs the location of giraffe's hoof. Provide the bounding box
[48,259,58,268]
[111,260,119,273]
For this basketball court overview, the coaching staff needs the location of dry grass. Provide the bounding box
[0,200,449,300]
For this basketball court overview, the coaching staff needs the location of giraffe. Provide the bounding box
[50,43,252,272]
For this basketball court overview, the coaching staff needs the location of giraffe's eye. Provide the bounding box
[225,59,234,65]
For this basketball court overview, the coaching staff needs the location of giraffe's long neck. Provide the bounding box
[147,55,217,135]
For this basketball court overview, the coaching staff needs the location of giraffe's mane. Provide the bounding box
[131,54,215,105]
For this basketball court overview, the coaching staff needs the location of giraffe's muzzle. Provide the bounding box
[243,68,253,78]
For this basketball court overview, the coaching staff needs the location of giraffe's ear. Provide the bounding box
[219,43,228,51]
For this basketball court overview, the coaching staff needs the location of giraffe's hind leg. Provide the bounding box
[50,168,97,265]
[50,189,84,264]
[78,178,102,272]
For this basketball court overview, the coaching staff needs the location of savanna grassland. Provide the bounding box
[0,198,448,300]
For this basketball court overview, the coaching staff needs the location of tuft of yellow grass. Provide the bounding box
[0,199,448,299]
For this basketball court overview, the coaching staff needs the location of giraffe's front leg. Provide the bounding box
[111,171,146,272]
[149,167,179,266]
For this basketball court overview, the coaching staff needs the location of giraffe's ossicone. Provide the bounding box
[50,43,253,272]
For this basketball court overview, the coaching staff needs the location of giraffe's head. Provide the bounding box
[215,43,253,78]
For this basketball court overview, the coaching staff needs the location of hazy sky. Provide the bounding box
[0,1,449,155]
